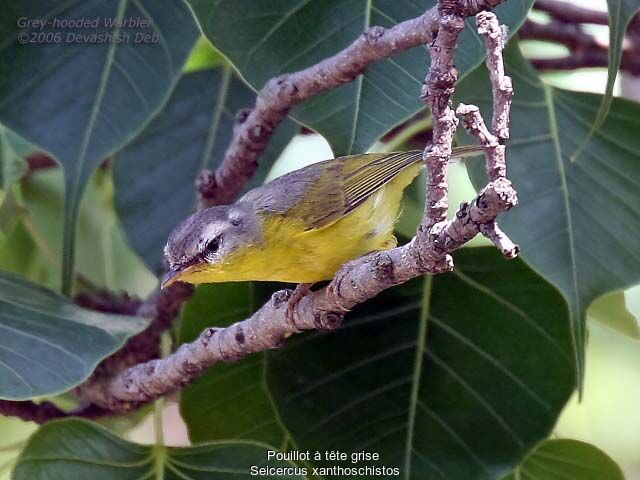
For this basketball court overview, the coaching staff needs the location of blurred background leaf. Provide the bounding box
[555,319,640,478]
[0,165,156,295]
[0,417,36,480]
[113,66,297,274]
[588,290,640,339]
[0,126,27,196]
[0,0,198,293]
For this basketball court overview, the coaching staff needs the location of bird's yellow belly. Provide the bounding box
[218,164,420,283]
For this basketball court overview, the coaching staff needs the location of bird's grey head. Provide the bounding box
[162,204,260,287]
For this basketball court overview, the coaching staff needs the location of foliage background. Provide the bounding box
[0,0,639,479]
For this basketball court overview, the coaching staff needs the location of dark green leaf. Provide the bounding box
[459,43,640,384]
[188,0,533,155]
[0,0,198,293]
[113,67,296,273]
[503,439,624,480]
[179,283,287,448]
[0,272,146,400]
[13,418,306,480]
[267,247,574,480]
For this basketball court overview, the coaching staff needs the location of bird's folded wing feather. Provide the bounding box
[291,151,423,230]
[245,146,484,231]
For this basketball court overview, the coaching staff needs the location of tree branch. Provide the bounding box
[420,1,464,231]
[521,0,640,75]
[0,400,116,425]
[76,284,194,378]
[78,6,517,412]
[196,0,505,207]
[534,0,639,30]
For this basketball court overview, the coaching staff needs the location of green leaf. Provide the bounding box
[588,290,640,339]
[13,418,306,480]
[0,126,27,194]
[579,0,640,159]
[0,416,36,480]
[459,43,640,385]
[179,283,287,448]
[187,0,533,155]
[0,272,146,400]
[503,439,624,480]
[266,248,574,480]
[8,166,156,295]
[0,189,25,236]
[184,37,225,72]
[0,0,198,294]
[113,67,296,273]
[0,220,49,285]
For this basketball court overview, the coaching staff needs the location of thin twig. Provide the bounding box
[457,11,516,257]
[420,1,465,231]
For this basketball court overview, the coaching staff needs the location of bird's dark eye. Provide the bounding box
[203,235,222,258]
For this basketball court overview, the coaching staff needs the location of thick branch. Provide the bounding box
[521,19,640,74]
[521,4,640,75]
[534,0,640,31]
[79,5,516,412]
[520,19,605,49]
[198,0,505,207]
[0,400,68,424]
[529,51,640,75]
[419,2,465,229]
[0,400,116,425]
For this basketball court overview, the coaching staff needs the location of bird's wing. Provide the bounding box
[243,146,484,231]
[290,151,424,230]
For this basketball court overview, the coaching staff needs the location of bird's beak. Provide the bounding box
[161,267,184,289]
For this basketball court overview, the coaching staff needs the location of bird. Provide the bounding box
[161,145,483,289]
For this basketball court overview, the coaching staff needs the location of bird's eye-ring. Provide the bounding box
[203,235,222,258]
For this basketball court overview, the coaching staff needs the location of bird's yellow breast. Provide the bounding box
[213,162,422,283]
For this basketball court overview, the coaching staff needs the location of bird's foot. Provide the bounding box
[286,283,313,326]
